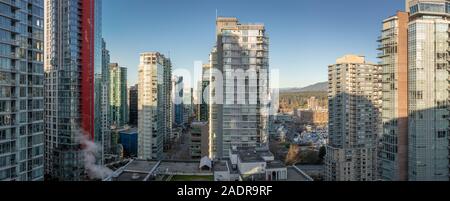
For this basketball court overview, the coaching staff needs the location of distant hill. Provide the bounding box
[281,82,328,93]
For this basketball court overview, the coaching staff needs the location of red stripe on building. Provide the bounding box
[81,0,95,140]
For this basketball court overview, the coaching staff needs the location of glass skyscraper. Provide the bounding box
[0,0,45,181]
[406,0,449,181]
[109,63,128,128]
[44,0,106,181]
[173,76,184,126]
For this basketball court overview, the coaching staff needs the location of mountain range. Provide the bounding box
[280,82,328,93]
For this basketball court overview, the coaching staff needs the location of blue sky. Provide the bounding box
[103,0,404,88]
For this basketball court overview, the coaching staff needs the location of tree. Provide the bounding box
[285,144,301,166]
[300,150,320,164]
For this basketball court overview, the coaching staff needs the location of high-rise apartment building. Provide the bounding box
[378,12,409,181]
[406,0,449,181]
[137,52,172,160]
[101,39,111,155]
[109,63,128,128]
[198,64,211,122]
[44,0,105,181]
[128,84,138,126]
[173,76,184,125]
[325,55,382,181]
[183,87,194,124]
[209,17,270,159]
[0,0,44,181]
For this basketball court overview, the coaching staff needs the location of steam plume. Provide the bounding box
[76,129,113,180]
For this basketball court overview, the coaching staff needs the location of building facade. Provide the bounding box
[137,52,172,160]
[173,76,184,125]
[44,0,105,181]
[101,39,111,155]
[0,0,45,181]
[190,122,209,159]
[406,0,449,181]
[118,128,138,158]
[378,12,409,181]
[109,63,128,128]
[209,17,270,159]
[183,87,193,124]
[325,55,382,181]
[128,84,138,126]
[198,64,211,122]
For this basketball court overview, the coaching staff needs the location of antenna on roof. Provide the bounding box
[216,9,218,19]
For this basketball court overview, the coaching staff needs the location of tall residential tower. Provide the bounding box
[325,55,382,181]
[128,84,138,126]
[378,12,409,181]
[209,17,270,159]
[137,52,172,160]
[406,0,449,181]
[109,63,128,128]
[44,0,106,181]
[0,0,45,181]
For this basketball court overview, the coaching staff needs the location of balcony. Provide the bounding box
[0,0,20,9]
[377,53,389,58]
[0,25,19,34]
[0,39,20,47]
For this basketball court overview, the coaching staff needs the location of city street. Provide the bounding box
[165,128,191,160]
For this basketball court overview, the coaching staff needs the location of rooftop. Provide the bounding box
[124,160,159,173]
[238,150,266,163]
[115,172,148,181]
[287,166,314,181]
[111,160,160,181]
[335,55,366,64]
[257,150,274,159]
[156,161,212,175]
[217,16,238,22]
[267,161,286,169]
[119,128,138,135]
[213,161,229,172]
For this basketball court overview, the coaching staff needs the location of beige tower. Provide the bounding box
[325,55,382,181]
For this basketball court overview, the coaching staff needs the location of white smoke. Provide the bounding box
[76,129,113,180]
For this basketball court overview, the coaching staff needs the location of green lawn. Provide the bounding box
[170,175,214,181]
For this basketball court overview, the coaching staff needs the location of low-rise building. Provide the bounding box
[104,156,313,181]
[190,122,209,159]
[296,109,328,126]
[119,128,138,157]
[227,147,287,181]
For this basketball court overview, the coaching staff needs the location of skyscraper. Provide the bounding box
[406,0,449,181]
[198,64,211,121]
[138,52,172,160]
[44,0,105,181]
[101,39,111,156]
[325,55,382,181]
[173,76,184,125]
[0,0,44,181]
[378,12,409,181]
[209,17,270,159]
[109,63,128,128]
[128,84,138,126]
[183,87,194,124]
